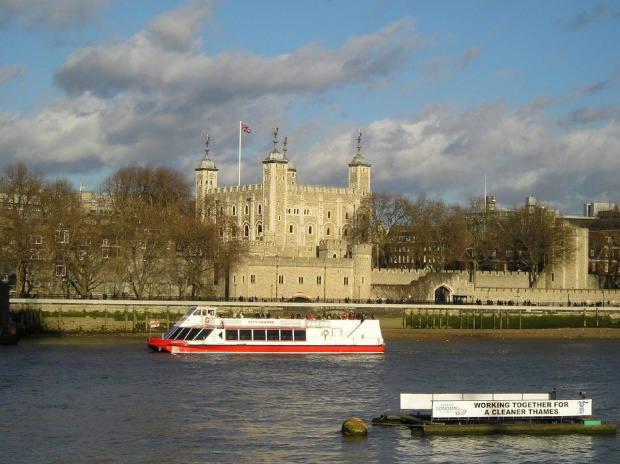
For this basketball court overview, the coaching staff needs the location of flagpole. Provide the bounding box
[238,121,242,186]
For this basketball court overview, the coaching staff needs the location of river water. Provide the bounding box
[1,336,619,463]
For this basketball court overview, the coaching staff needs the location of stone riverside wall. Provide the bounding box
[369,269,620,306]
[9,299,620,334]
[9,299,408,334]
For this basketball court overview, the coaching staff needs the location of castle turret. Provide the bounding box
[195,133,218,213]
[262,124,289,245]
[348,129,371,195]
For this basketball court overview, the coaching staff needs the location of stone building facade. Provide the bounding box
[196,127,373,301]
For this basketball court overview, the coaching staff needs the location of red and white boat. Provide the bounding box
[147,306,385,355]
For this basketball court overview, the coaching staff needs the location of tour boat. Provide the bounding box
[148,305,384,355]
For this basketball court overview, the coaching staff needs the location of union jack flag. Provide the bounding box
[242,124,251,133]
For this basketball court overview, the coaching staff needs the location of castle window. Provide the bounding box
[299,277,303,284]
[308,225,313,235]
[317,276,321,285]
[257,223,263,236]
[327,211,331,219]
[326,227,331,236]
[258,204,262,215]
[244,224,249,237]
[232,206,237,216]
[279,275,284,284]
[345,212,349,219]
[251,275,256,283]
[344,277,349,285]
[245,204,249,215]
[289,225,294,233]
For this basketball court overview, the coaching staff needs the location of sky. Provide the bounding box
[1,0,619,216]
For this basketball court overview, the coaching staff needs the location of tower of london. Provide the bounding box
[195,126,373,301]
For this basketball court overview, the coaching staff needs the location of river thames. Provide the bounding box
[1,336,619,463]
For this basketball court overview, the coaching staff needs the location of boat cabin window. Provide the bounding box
[163,327,212,340]
[223,328,306,341]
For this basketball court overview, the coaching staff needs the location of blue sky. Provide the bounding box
[1,0,619,215]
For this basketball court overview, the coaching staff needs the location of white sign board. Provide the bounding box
[432,399,592,419]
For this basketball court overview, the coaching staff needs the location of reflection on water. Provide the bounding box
[395,434,597,464]
[1,337,619,463]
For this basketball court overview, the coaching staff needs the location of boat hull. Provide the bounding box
[148,337,384,355]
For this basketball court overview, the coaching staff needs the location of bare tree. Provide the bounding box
[582,216,620,290]
[195,195,247,300]
[0,163,45,296]
[349,192,412,268]
[460,195,505,283]
[406,196,469,270]
[495,205,575,287]
[38,179,102,297]
[98,165,192,298]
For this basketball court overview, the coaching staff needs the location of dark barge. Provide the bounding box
[372,391,617,436]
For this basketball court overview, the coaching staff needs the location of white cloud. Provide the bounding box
[0,63,24,83]
[291,101,620,214]
[0,0,113,29]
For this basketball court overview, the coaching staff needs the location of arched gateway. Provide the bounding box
[434,285,451,303]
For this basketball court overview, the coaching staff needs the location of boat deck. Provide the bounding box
[371,414,617,435]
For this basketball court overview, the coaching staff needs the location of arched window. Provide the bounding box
[244,224,249,237]
[326,227,331,236]
[257,223,263,236]
[327,211,331,219]
[308,225,313,235]
[345,212,349,219]
[258,204,262,215]
[289,224,294,234]
[245,204,249,215]
[232,206,237,216]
